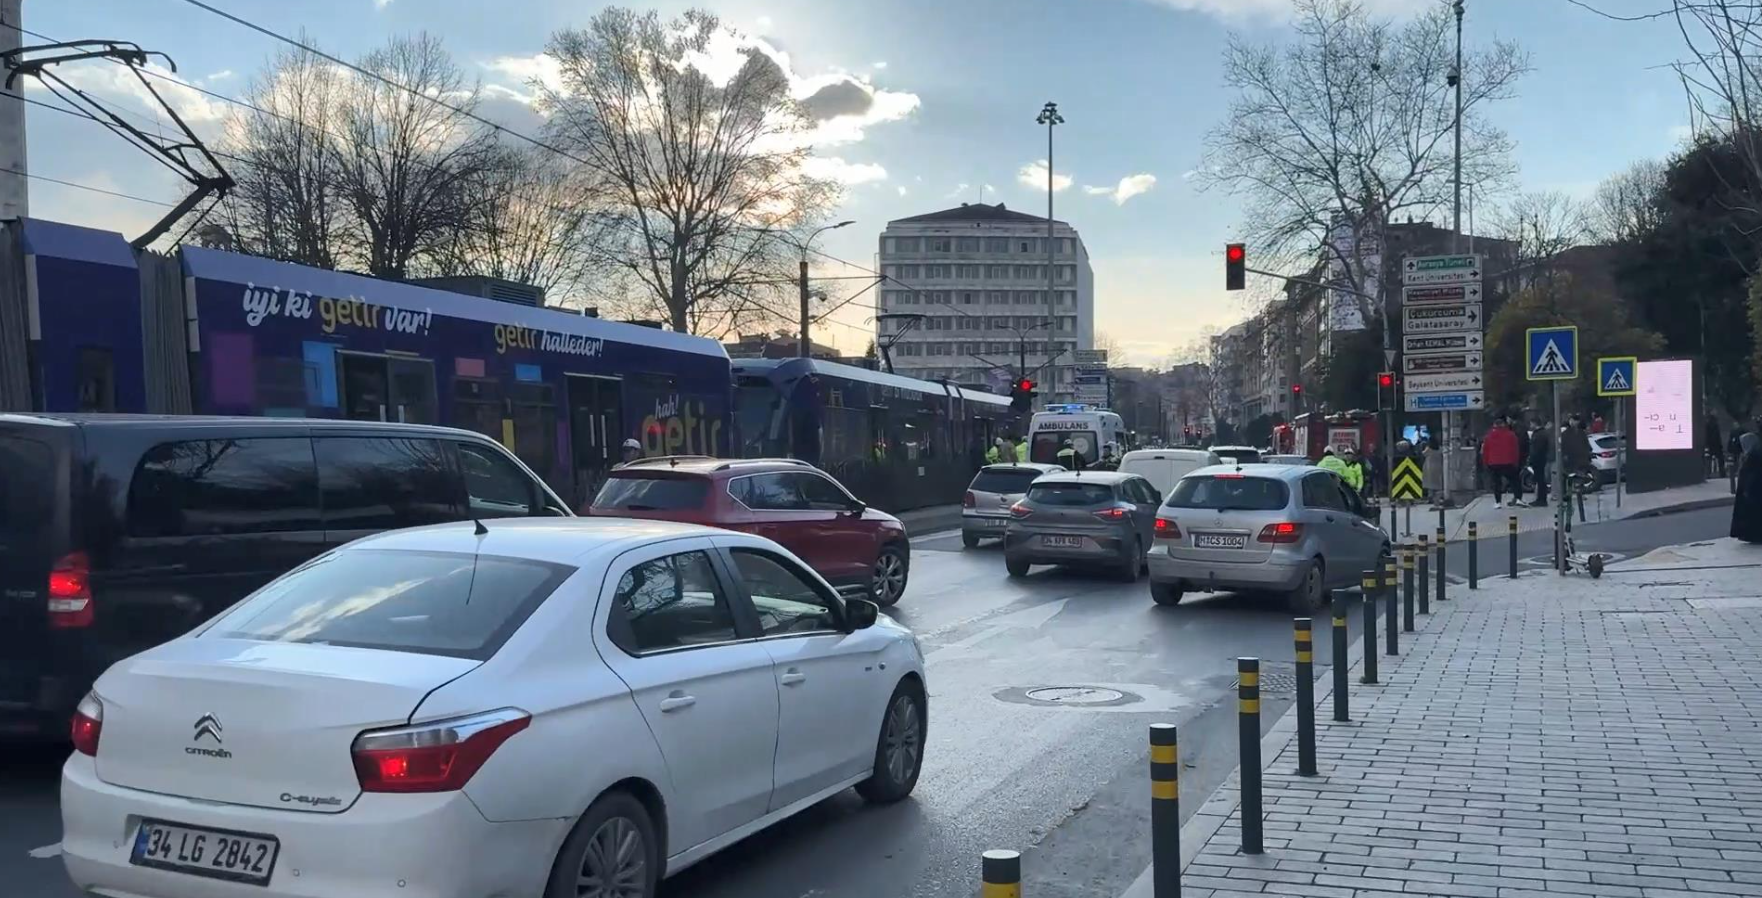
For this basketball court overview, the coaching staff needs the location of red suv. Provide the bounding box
[587,457,911,605]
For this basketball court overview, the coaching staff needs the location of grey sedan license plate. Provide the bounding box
[1195,533,1247,549]
[1041,535,1083,548]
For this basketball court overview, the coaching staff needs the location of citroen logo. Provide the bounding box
[193,714,223,744]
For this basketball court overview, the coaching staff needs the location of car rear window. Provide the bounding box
[0,435,56,544]
[971,468,1045,494]
[205,549,574,660]
[593,476,710,512]
[1166,476,1288,511]
[1213,448,1262,464]
[1027,482,1116,506]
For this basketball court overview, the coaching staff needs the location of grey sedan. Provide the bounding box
[1003,471,1161,581]
[1147,464,1388,611]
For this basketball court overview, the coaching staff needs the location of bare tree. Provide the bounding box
[1493,190,1592,280]
[541,7,840,335]
[1588,158,1667,244]
[1199,0,1529,320]
[334,33,502,280]
[430,148,612,302]
[213,40,348,268]
[1668,0,1762,236]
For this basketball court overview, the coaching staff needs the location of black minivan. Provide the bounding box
[0,414,571,739]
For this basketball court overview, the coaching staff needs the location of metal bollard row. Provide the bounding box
[1360,571,1378,685]
[1469,521,1479,589]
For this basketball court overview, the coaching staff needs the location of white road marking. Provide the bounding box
[27,843,61,859]
[926,598,1068,657]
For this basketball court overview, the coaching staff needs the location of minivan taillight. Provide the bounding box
[963,490,976,508]
[352,709,530,793]
[71,692,103,756]
[1257,522,1304,544]
[1155,518,1182,539]
[48,551,94,629]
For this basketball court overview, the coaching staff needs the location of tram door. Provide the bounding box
[340,353,437,424]
[566,375,623,507]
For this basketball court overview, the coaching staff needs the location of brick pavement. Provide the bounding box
[1156,538,1762,898]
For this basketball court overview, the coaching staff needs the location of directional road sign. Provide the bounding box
[1597,356,1637,397]
[1405,390,1484,412]
[1401,283,1484,305]
[1390,457,1424,501]
[1403,371,1485,393]
[1525,326,1579,381]
[1402,253,1483,286]
[1403,332,1482,355]
[1402,302,1482,334]
[1404,351,1482,374]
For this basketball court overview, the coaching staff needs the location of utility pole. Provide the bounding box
[1036,101,1063,403]
[796,220,854,358]
[1443,0,1465,502]
[1,0,28,221]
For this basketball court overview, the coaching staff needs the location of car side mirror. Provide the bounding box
[846,499,868,516]
[846,598,879,631]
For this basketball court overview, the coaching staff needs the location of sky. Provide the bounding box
[11,0,1693,367]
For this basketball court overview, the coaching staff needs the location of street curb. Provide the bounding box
[1115,586,1456,898]
[1623,495,1734,519]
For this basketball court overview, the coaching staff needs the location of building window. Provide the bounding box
[1018,240,1032,253]
[882,265,897,278]
[986,237,1010,253]
[1059,238,1074,254]
[899,264,919,280]
[923,264,944,279]
[929,290,948,305]
[957,237,980,252]
[989,291,1008,304]
[960,291,977,304]
[1058,265,1074,283]
[896,237,920,253]
[930,237,952,252]
[1014,265,1034,279]
[957,264,981,279]
[959,318,979,331]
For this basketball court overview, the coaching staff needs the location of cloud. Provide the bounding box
[1017,160,1072,193]
[374,0,393,7]
[205,70,235,83]
[873,61,888,70]
[897,185,908,196]
[801,156,888,186]
[801,79,875,121]
[483,54,567,101]
[1134,0,1430,20]
[1083,173,1158,205]
[944,182,970,199]
[28,61,228,128]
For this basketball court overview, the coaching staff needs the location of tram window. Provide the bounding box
[455,441,538,517]
[822,405,870,464]
[315,437,460,531]
[451,377,504,441]
[511,382,557,476]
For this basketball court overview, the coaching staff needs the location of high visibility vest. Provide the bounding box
[986,446,1001,464]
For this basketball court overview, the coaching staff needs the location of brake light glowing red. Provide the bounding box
[352,710,530,793]
[1009,502,1032,519]
[963,490,976,508]
[48,552,94,629]
[70,693,103,757]
[1257,522,1303,544]
[1093,507,1128,521]
[1154,518,1182,539]
[1213,473,1245,479]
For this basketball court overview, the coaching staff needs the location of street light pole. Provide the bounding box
[1036,101,1063,403]
[798,220,854,357]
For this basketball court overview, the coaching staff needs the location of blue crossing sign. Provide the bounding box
[1597,356,1636,397]
[1526,326,1578,382]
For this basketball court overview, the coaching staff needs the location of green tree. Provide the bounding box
[1321,327,1382,412]
[1485,272,1665,411]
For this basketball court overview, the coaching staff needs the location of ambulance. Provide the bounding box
[1027,405,1128,467]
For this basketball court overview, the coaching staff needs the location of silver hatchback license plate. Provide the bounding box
[1040,535,1084,548]
[1195,533,1247,549]
[130,819,279,886]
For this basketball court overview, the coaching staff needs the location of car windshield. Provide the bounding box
[593,476,709,512]
[971,468,1046,494]
[1166,475,1289,511]
[206,549,574,660]
[1027,482,1116,506]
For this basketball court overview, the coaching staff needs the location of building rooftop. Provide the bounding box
[889,202,1066,227]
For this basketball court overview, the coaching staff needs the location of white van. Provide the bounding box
[1119,448,1221,498]
[1027,406,1127,468]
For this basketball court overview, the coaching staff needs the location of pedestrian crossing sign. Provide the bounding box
[1390,457,1424,501]
[1525,326,1578,381]
[1597,356,1637,397]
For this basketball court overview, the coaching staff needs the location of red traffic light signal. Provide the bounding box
[1377,372,1395,389]
[1225,243,1246,291]
[1291,383,1303,395]
[1018,378,1035,392]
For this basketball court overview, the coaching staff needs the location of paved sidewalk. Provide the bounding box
[1384,478,1734,542]
[1139,537,1762,898]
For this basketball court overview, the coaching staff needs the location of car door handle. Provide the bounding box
[658,692,696,713]
[779,669,807,686]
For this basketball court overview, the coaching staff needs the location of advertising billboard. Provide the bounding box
[1635,359,1694,451]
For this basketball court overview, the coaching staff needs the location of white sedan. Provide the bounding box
[60,518,927,898]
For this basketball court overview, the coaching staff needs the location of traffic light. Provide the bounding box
[1225,243,1246,291]
[1290,383,1303,408]
[1377,372,1395,389]
[1376,371,1396,411]
[1010,378,1036,412]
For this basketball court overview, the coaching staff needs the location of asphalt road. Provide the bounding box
[0,504,1736,898]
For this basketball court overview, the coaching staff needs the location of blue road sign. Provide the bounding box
[1526,326,1578,381]
[1597,356,1637,397]
[1405,391,1485,412]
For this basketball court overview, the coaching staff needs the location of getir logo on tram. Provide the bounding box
[495,324,539,354]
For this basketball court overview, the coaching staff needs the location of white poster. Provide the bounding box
[1635,359,1693,451]
[1324,216,1379,333]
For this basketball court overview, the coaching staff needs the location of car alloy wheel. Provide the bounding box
[872,547,907,605]
[883,693,922,786]
[576,816,646,898]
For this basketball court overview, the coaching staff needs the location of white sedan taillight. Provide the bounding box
[71,692,103,756]
[351,709,530,793]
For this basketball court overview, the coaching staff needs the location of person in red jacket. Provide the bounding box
[1481,416,1522,508]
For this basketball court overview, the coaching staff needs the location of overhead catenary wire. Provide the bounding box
[0,167,176,206]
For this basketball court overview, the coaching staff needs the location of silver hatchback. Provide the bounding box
[1147,464,1388,611]
[962,463,1065,548]
[1003,471,1161,581]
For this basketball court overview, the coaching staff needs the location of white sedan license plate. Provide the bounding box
[1195,533,1247,549]
[131,819,278,886]
[1040,535,1084,548]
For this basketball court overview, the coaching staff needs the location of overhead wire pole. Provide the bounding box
[795,220,854,357]
[1446,0,1466,503]
[1037,101,1063,405]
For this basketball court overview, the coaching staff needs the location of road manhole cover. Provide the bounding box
[994,685,1144,708]
[1025,686,1125,705]
[1230,662,1300,697]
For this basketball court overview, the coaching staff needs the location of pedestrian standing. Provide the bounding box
[1529,420,1553,507]
[1706,414,1725,477]
[1422,440,1446,507]
[1481,416,1521,508]
[1589,412,1607,434]
[1731,432,1762,544]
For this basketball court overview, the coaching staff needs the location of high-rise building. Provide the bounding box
[874,203,1094,399]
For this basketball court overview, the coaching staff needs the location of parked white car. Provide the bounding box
[60,518,926,898]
